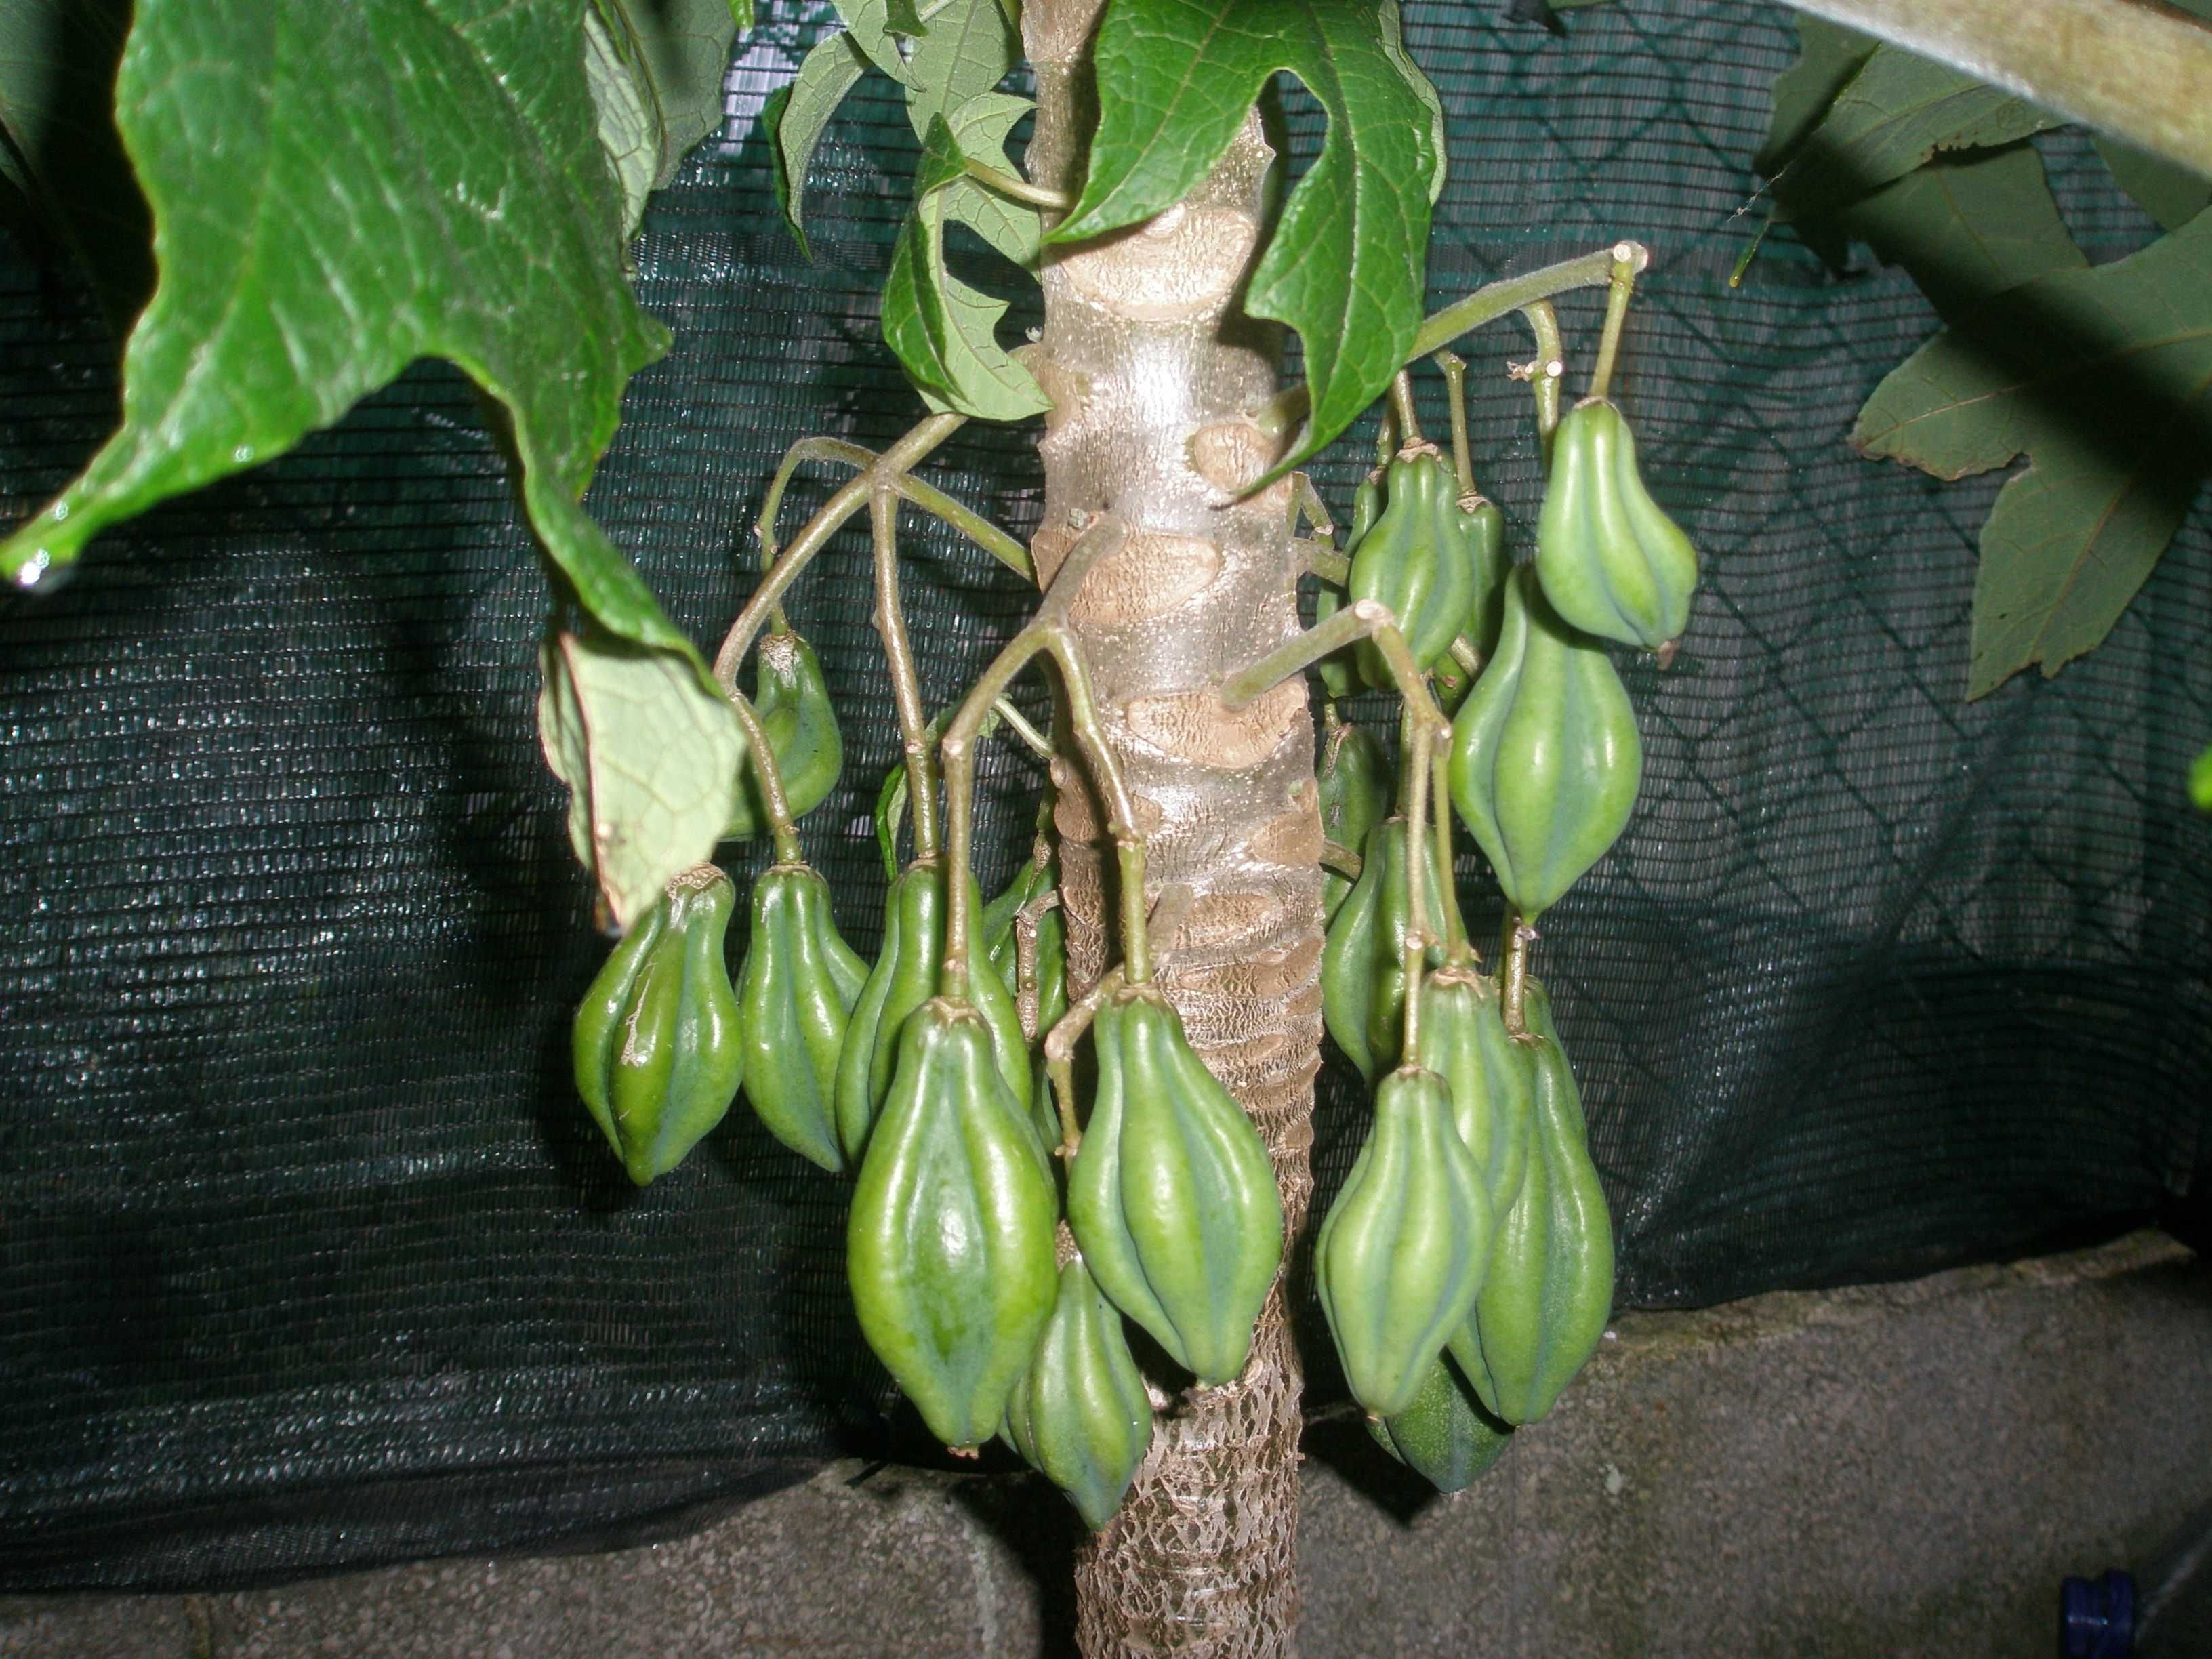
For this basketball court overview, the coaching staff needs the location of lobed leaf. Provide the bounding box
[1839,146,2083,321]
[902,0,1015,144]
[1855,213,2212,695]
[1755,16,1875,180]
[539,628,747,930]
[1055,0,1440,471]
[583,0,744,237]
[1769,43,2061,227]
[0,0,680,669]
[767,30,873,258]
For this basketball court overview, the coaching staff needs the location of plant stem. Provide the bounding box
[964,157,1072,211]
[1319,840,1362,883]
[992,695,1053,758]
[939,520,1148,998]
[1433,350,1473,496]
[713,413,964,686]
[1289,472,1334,543]
[1043,965,1127,1160]
[1585,243,1641,403]
[725,687,802,865]
[1430,742,1471,969]
[756,434,1033,581]
[1517,301,1565,464]
[872,485,939,860]
[1500,911,1532,1038]
[1386,369,1422,447]
[1397,703,1438,1061]
[1248,245,1648,442]
[1218,598,1422,711]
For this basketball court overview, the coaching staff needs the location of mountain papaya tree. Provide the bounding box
[5,0,2203,1650]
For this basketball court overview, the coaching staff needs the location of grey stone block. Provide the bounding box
[3,1233,2204,1657]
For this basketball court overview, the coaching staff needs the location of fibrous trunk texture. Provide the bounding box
[1025,5,1321,1655]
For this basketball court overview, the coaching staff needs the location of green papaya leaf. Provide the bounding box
[1053,0,1439,472]
[583,0,743,237]
[2190,743,2212,813]
[766,30,873,259]
[1755,16,1875,179]
[903,0,1014,144]
[920,91,1041,267]
[1839,146,2084,321]
[832,0,912,81]
[1854,211,2212,696]
[585,6,659,239]
[882,111,1048,419]
[2096,140,2212,235]
[0,0,680,668]
[538,627,746,928]
[1769,43,2062,226]
[728,0,755,28]
[0,0,151,326]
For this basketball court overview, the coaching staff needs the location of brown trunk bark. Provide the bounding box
[1024,6,1320,1654]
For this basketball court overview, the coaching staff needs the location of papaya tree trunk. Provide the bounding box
[1025,5,1321,1653]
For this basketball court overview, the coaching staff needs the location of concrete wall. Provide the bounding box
[4,1233,2205,1658]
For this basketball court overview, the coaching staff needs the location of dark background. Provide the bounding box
[1,0,2205,1589]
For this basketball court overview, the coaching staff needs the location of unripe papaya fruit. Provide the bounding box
[1456,979,1614,1425]
[1318,719,1389,924]
[572,864,745,1185]
[1351,447,1475,685]
[1320,817,1446,1082]
[1004,1252,1155,1530]
[835,857,1032,1164]
[1366,1349,1514,1494]
[1311,474,1380,700]
[1458,492,1510,665]
[736,861,869,1173]
[847,997,1059,1451]
[1448,569,1641,923]
[726,624,844,838]
[1067,986,1284,1387]
[1317,1065,1492,1418]
[1413,967,1532,1225]
[1534,397,1698,652]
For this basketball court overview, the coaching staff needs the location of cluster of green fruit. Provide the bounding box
[569,642,1280,1530]
[1307,390,1696,1490]
[565,371,1695,1522]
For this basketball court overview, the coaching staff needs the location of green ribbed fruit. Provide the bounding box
[1457,980,1614,1425]
[1067,987,1283,1386]
[1534,397,1698,652]
[1413,967,1532,1225]
[847,998,1059,1451]
[1366,1349,1514,1494]
[1321,817,1446,1082]
[1317,1065,1492,1418]
[726,625,844,838]
[1318,719,1389,924]
[1449,569,1641,922]
[572,864,745,1185]
[834,857,1032,1163]
[736,861,868,1173]
[1004,1253,1155,1530]
[1351,447,1474,684]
